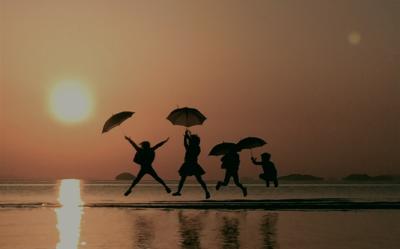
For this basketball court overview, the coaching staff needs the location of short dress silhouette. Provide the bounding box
[178,144,205,176]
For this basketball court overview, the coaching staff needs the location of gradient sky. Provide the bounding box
[1,0,399,180]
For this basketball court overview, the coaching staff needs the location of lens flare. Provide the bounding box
[348,31,361,45]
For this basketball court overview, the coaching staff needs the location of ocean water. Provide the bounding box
[1,180,400,205]
[0,180,399,249]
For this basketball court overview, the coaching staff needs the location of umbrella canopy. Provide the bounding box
[102,111,134,133]
[209,142,237,156]
[237,137,267,150]
[166,107,206,127]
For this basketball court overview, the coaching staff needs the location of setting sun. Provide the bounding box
[49,81,94,123]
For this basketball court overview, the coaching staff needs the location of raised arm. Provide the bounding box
[183,130,190,149]
[124,136,140,151]
[251,157,263,165]
[152,137,169,150]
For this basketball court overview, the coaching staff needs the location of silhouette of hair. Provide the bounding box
[140,141,151,149]
[261,153,271,161]
[190,135,200,145]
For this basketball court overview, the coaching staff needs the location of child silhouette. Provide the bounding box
[251,152,278,187]
[124,136,171,196]
[172,130,210,199]
[216,148,247,196]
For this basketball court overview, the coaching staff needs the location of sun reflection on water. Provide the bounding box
[56,179,83,249]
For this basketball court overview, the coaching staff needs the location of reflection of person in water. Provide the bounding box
[134,216,154,249]
[173,130,210,199]
[216,149,247,196]
[124,136,171,196]
[178,211,203,249]
[251,152,278,187]
[220,216,240,249]
[261,213,279,249]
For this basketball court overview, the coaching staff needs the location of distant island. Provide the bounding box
[115,172,136,180]
[342,174,400,182]
[279,174,324,181]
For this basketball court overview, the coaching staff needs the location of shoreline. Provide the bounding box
[2,199,400,210]
[85,199,400,210]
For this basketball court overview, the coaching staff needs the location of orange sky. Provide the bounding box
[1,0,399,180]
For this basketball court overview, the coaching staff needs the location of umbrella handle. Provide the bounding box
[250,149,254,158]
[120,127,126,137]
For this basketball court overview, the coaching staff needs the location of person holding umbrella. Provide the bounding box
[167,107,210,199]
[215,147,247,197]
[251,152,278,187]
[172,130,210,199]
[123,136,171,196]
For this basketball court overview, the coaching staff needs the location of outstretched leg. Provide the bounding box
[124,169,146,196]
[173,175,186,196]
[147,168,171,193]
[195,175,210,199]
[232,171,247,197]
[216,171,231,190]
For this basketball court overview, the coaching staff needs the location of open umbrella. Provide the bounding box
[102,111,134,133]
[237,137,266,155]
[166,107,206,128]
[209,142,237,156]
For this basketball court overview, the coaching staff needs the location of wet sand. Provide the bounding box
[1,198,400,210]
[86,199,400,210]
[1,180,400,248]
[1,208,400,249]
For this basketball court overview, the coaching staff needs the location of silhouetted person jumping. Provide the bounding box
[251,152,278,187]
[124,136,171,196]
[216,149,247,196]
[173,130,210,199]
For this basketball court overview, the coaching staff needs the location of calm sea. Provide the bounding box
[0,180,399,249]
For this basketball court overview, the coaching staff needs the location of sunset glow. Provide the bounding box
[1,2,400,249]
[1,0,398,180]
[49,81,93,123]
